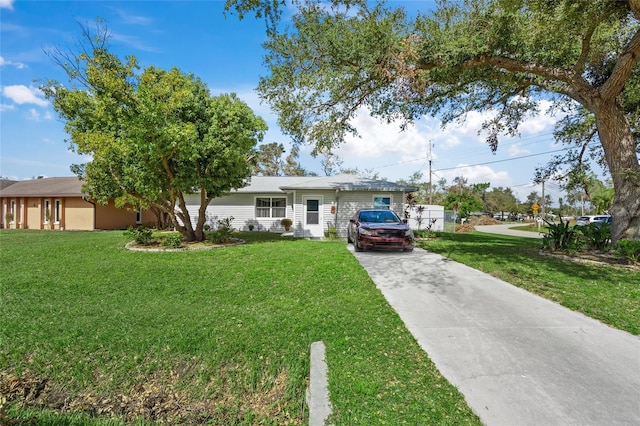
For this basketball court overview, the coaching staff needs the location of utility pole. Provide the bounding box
[428,141,433,205]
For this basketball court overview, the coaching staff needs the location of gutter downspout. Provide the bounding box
[335,188,340,237]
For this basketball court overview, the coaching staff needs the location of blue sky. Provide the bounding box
[1,0,584,202]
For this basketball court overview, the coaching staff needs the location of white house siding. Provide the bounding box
[188,189,408,238]
[182,192,294,232]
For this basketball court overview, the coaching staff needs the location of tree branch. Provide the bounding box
[601,27,640,100]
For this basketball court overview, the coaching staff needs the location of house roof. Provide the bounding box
[0,175,417,198]
[238,174,416,193]
[0,179,18,191]
[0,177,84,197]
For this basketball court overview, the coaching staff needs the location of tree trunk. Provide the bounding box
[594,100,640,243]
[193,189,210,242]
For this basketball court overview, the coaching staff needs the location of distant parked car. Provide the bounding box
[347,208,414,252]
[576,215,611,226]
[592,216,613,229]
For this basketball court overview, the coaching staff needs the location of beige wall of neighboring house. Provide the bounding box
[0,177,155,231]
[64,197,95,230]
[95,200,155,230]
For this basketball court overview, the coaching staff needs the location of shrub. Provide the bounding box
[579,223,612,251]
[161,234,183,249]
[123,226,154,245]
[541,217,583,253]
[613,240,640,264]
[209,217,235,243]
[280,218,293,229]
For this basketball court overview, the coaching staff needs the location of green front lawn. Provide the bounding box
[0,230,480,425]
[417,232,640,335]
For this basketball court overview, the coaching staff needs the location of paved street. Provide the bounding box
[475,223,544,238]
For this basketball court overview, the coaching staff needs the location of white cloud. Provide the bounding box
[2,85,48,107]
[335,108,433,160]
[112,8,153,25]
[439,164,511,188]
[28,108,41,121]
[0,56,26,69]
[110,32,160,52]
[507,143,531,157]
[0,103,15,112]
[27,108,52,121]
[0,0,14,10]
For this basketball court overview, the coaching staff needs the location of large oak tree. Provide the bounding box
[42,25,266,241]
[228,0,640,243]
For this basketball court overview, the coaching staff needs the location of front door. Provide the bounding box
[303,196,323,238]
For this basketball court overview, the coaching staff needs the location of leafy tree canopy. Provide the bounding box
[227,0,640,242]
[42,23,267,241]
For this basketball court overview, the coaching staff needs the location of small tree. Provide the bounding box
[42,22,267,241]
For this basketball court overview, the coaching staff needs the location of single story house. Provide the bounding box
[0,177,155,231]
[185,174,417,238]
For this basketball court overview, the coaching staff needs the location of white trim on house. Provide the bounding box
[301,195,324,238]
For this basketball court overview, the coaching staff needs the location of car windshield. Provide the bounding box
[359,210,400,223]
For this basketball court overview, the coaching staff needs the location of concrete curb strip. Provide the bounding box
[309,341,333,426]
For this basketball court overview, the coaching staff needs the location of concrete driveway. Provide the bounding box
[349,245,640,425]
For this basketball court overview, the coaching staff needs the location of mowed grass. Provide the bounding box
[417,232,640,335]
[0,230,480,425]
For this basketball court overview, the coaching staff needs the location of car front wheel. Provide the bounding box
[354,237,364,252]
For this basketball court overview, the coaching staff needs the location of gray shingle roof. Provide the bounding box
[236,174,416,193]
[0,175,416,197]
[0,179,18,191]
[0,177,84,197]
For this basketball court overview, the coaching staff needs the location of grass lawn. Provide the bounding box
[417,232,640,335]
[0,230,480,425]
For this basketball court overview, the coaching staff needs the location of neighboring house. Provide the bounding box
[185,174,417,238]
[0,177,155,230]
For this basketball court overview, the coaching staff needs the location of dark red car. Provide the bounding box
[347,209,414,252]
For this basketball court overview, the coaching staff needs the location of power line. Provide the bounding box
[433,147,569,172]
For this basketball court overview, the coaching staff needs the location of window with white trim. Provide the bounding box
[373,196,391,209]
[54,199,61,223]
[9,201,15,223]
[44,200,51,223]
[136,208,142,224]
[255,197,286,218]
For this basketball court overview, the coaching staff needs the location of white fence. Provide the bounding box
[405,204,446,231]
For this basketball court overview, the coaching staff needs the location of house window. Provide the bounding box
[373,196,391,209]
[136,208,142,224]
[54,199,61,223]
[44,200,51,223]
[9,201,15,223]
[255,197,286,218]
